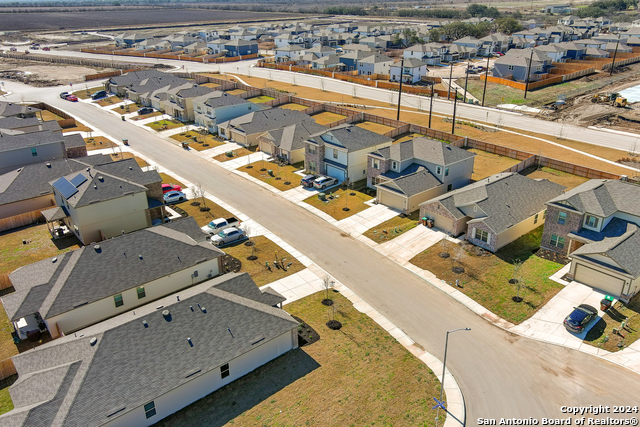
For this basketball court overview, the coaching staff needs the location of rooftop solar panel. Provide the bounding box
[52,177,78,199]
[70,173,88,187]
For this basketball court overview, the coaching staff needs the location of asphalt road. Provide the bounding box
[16,47,640,152]
[5,82,640,424]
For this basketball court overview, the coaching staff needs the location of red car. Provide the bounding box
[162,183,182,194]
[65,95,78,102]
[42,47,50,51]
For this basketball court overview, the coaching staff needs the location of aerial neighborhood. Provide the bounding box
[0,1,639,425]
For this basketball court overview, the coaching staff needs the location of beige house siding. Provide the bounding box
[495,210,546,251]
[0,195,55,220]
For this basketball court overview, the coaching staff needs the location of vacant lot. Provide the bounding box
[311,111,346,125]
[363,211,420,243]
[467,148,520,181]
[170,131,225,151]
[410,226,564,324]
[156,291,442,427]
[237,161,303,191]
[304,188,373,221]
[356,121,395,135]
[84,136,117,151]
[521,166,590,190]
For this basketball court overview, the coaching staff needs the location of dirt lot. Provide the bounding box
[0,58,112,86]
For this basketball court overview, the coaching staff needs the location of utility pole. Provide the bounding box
[610,33,620,76]
[447,62,453,100]
[481,52,491,106]
[524,48,534,100]
[463,60,470,103]
[429,82,434,128]
[396,58,404,121]
[451,89,459,134]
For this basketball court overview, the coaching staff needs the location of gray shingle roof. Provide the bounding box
[0,101,40,118]
[194,91,252,109]
[3,217,223,321]
[260,121,328,152]
[0,129,64,152]
[0,116,41,130]
[2,273,295,427]
[377,166,441,197]
[62,134,85,150]
[375,137,476,166]
[547,179,640,217]
[221,109,315,136]
[308,124,392,152]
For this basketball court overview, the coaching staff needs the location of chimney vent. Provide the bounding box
[46,162,51,168]
[162,310,171,321]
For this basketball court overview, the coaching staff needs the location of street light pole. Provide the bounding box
[463,60,470,103]
[451,89,459,134]
[447,62,453,100]
[396,57,405,121]
[436,328,471,427]
[429,81,434,128]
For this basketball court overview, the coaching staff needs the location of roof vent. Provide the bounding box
[94,184,97,189]
[16,168,22,172]
[86,167,90,172]
[142,320,148,328]
[98,176,104,182]
[187,337,193,347]
[52,257,57,263]
[46,162,51,168]
[89,337,97,346]
[129,166,132,170]
[162,310,172,321]
[156,305,164,310]
[201,306,207,313]
[94,244,101,253]
[138,254,143,260]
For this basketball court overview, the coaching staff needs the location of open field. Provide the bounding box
[84,136,117,151]
[0,58,108,85]
[304,188,373,221]
[237,161,303,191]
[156,291,442,427]
[467,148,520,180]
[410,226,563,324]
[0,9,298,31]
[356,121,395,135]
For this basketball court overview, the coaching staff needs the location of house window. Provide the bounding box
[585,215,599,228]
[508,65,515,71]
[550,234,565,249]
[534,213,539,224]
[309,161,317,173]
[436,166,442,175]
[144,401,156,419]
[447,184,453,191]
[445,167,449,177]
[536,65,542,71]
[137,286,146,299]
[221,363,230,379]
[392,161,397,170]
[558,212,567,225]
[475,228,489,243]
[308,145,317,155]
[31,148,38,157]
[372,159,379,169]
[114,294,123,308]
[333,150,338,159]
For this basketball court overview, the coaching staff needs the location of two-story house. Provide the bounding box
[367,137,476,214]
[390,58,428,83]
[274,44,305,62]
[45,158,164,244]
[452,36,486,56]
[357,53,394,76]
[193,91,267,134]
[161,84,215,122]
[403,43,445,65]
[480,33,512,54]
[304,124,393,183]
[492,49,553,82]
[218,109,316,147]
[420,172,565,252]
[223,39,258,57]
[257,121,328,165]
[540,179,640,301]
[114,33,146,48]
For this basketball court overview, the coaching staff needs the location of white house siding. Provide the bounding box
[104,330,298,427]
[324,147,348,165]
[46,258,221,338]
[195,104,259,133]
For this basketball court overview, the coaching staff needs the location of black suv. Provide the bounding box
[300,174,318,187]
[91,90,107,100]
[137,107,154,115]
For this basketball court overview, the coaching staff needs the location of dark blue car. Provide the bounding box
[300,174,318,188]
[563,304,598,333]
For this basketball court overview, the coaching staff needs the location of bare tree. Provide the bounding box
[451,244,464,273]
[352,85,357,99]
[193,182,208,210]
[322,276,333,302]
[320,79,326,92]
[439,234,450,258]
[511,259,524,302]
[629,139,638,157]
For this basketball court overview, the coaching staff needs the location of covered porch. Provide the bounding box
[41,206,73,239]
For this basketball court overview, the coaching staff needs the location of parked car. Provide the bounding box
[91,90,107,100]
[31,46,39,50]
[59,91,69,99]
[300,174,318,188]
[163,191,186,204]
[42,47,50,51]
[210,227,246,246]
[137,107,153,115]
[201,217,241,236]
[65,95,78,102]
[161,183,182,194]
[9,47,17,52]
[313,176,339,190]
[465,68,478,74]
[563,304,598,333]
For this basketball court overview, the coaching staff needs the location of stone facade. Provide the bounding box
[304,142,325,174]
[466,222,497,252]
[540,205,584,255]
[65,146,88,159]
[419,201,469,237]
[366,155,391,188]
[145,182,164,202]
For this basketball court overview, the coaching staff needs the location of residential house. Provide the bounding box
[403,43,445,65]
[447,44,478,60]
[257,121,328,165]
[296,52,319,66]
[303,45,336,58]
[161,84,215,122]
[223,39,258,57]
[480,33,512,54]
[359,36,391,49]
[420,172,565,252]
[0,272,298,427]
[182,41,207,54]
[0,101,40,119]
[492,49,553,82]
[341,44,379,55]
[311,54,344,70]
[540,179,640,301]
[452,36,485,56]
[218,109,316,147]
[357,53,394,76]
[304,124,393,182]
[544,4,571,13]
[46,158,164,244]
[206,39,226,55]
[0,116,60,134]
[114,33,146,48]
[133,38,170,51]
[390,58,428,83]
[193,91,267,133]
[1,217,225,339]
[105,70,177,96]
[0,130,88,175]
[554,41,587,59]
[535,44,569,62]
[274,33,304,48]
[274,44,305,62]
[162,34,202,51]
[367,137,476,213]
[338,50,371,71]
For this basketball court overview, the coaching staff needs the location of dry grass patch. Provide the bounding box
[312,111,346,125]
[213,147,256,162]
[225,89,246,95]
[409,226,563,324]
[110,152,148,168]
[585,293,640,352]
[145,119,184,132]
[84,136,117,151]
[521,166,590,190]
[61,121,93,133]
[171,200,234,227]
[278,103,308,111]
[222,235,304,287]
[94,95,124,107]
[363,211,420,243]
[237,160,303,191]
[155,291,442,427]
[393,132,425,144]
[72,87,105,100]
[248,95,275,103]
[200,82,220,88]
[159,173,186,187]
[170,131,226,151]
[304,188,373,221]
[355,121,395,135]
[39,110,64,122]
[0,375,16,416]
[131,111,163,121]
[467,148,520,181]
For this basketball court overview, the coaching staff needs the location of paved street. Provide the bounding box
[4,81,640,423]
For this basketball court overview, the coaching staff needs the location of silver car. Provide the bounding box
[210,227,246,246]
[313,176,339,190]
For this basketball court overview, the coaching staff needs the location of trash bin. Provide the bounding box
[421,217,428,226]
[427,219,434,228]
[318,193,326,201]
[121,115,125,121]
[600,298,613,311]
[268,170,274,177]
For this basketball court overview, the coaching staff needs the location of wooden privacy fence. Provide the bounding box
[80,48,258,63]
[0,209,45,232]
[0,52,142,70]
[0,274,12,291]
[0,359,16,382]
[84,68,142,81]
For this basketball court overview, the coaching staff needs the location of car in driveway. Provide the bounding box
[563,304,598,333]
[300,174,318,188]
[65,94,78,102]
[313,176,339,190]
[137,106,154,115]
[161,183,182,194]
[163,191,186,204]
[91,90,107,100]
[42,47,50,51]
[210,227,246,246]
[59,91,70,99]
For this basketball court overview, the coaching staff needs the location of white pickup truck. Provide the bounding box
[200,217,240,236]
[210,227,246,246]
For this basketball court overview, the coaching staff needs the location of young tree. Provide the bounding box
[511,258,524,302]
[194,182,208,210]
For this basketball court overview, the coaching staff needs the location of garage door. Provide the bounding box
[326,165,345,182]
[425,211,454,233]
[574,264,625,296]
[259,140,272,155]
[378,189,405,211]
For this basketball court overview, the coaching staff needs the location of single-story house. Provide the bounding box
[257,121,328,165]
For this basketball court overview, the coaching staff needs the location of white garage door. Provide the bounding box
[574,264,625,296]
[326,165,345,182]
[425,212,454,233]
[259,140,272,155]
[378,189,405,211]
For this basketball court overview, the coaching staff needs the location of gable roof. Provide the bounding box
[0,101,40,118]
[374,137,476,166]
[377,166,442,197]
[2,217,223,322]
[1,273,295,427]
[546,179,640,217]
[392,58,427,68]
[260,121,328,152]
[220,108,315,136]
[193,91,254,109]
[308,124,392,152]
[0,129,64,152]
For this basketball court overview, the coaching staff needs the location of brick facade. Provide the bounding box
[304,142,324,174]
[366,154,391,188]
[420,201,469,237]
[540,205,584,255]
[466,222,497,252]
[145,182,164,202]
[65,146,88,158]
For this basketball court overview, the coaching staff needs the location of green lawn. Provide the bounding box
[363,211,420,243]
[410,226,564,324]
[237,161,304,191]
[248,95,275,103]
[155,292,443,427]
[585,293,640,352]
[0,375,16,416]
[304,188,373,221]
[145,119,185,132]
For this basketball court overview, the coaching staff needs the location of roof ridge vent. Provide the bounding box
[94,244,101,253]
